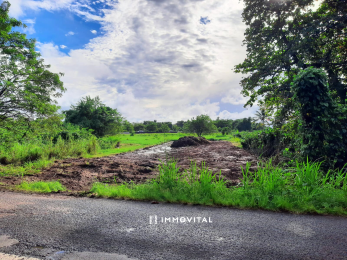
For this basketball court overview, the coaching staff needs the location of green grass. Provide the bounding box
[87,133,187,158]
[0,136,100,177]
[17,181,66,193]
[0,132,241,176]
[204,133,242,147]
[90,132,242,158]
[90,159,347,216]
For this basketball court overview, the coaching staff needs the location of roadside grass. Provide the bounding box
[90,159,347,216]
[0,136,100,177]
[17,181,66,193]
[0,159,54,177]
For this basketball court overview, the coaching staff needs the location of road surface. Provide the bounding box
[0,192,346,260]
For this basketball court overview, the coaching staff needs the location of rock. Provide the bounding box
[171,136,210,148]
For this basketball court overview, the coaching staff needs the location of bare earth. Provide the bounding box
[0,141,258,192]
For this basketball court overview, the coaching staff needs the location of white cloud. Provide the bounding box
[65,31,75,36]
[29,0,257,122]
[60,45,68,49]
[23,18,35,34]
[218,106,258,120]
[90,30,97,34]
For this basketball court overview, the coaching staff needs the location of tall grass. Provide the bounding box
[90,159,347,215]
[17,181,66,193]
[0,136,100,176]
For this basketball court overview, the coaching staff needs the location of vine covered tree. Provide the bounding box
[234,0,347,123]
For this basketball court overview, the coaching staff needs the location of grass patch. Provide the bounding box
[90,159,347,216]
[0,136,100,177]
[0,159,54,177]
[87,133,188,158]
[17,181,66,193]
[205,133,242,147]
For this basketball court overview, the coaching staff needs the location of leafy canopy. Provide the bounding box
[184,114,217,137]
[235,0,347,119]
[0,1,65,123]
[63,96,123,137]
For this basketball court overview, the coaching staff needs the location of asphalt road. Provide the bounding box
[0,192,346,260]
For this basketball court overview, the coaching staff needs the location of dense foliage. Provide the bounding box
[235,0,346,113]
[183,115,217,137]
[64,96,123,137]
[292,67,347,168]
[236,0,347,168]
[0,1,65,136]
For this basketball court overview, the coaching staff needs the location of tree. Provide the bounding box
[160,124,170,133]
[234,0,347,123]
[122,120,134,133]
[172,125,179,132]
[221,127,231,135]
[254,106,268,129]
[291,67,347,168]
[233,118,252,132]
[145,122,157,132]
[133,123,145,131]
[63,96,123,137]
[214,118,233,129]
[0,2,65,124]
[184,115,217,137]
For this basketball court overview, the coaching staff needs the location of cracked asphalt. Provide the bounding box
[0,191,346,260]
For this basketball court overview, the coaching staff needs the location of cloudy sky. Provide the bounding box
[7,0,320,123]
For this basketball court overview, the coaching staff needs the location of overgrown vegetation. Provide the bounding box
[64,96,123,137]
[235,0,347,170]
[90,159,347,215]
[17,181,66,193]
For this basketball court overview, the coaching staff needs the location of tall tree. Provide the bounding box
[184,115,217,137]
[0,1,65,123]
[234,0,347,121]
[64,96,123,137]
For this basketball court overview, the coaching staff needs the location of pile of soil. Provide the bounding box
[0,141,258,192]
[171,136,210,148]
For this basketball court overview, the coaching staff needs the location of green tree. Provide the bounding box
[63,96,123,137]
[133,123,145,131]
[254,106,268,129]
[184,115,217,137]
[234,0,347,122]
[172,125,179,132]
[221,127,231,136]
[292,67,347,168]
[145,122,157,132]
[160,124,170,133]
[214,118,233,129]
[0,2,65,124]
[122,120,134,133]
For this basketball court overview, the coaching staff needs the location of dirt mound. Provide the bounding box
[171,136,210,148]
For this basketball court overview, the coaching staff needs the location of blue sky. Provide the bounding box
[8,0,259,123]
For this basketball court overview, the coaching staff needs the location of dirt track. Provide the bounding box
[0,141,258,192]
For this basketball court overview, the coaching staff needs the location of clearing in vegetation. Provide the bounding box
[3,137,254,191]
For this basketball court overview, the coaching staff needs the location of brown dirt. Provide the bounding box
[0,141,258,192]
[171,136,210,148]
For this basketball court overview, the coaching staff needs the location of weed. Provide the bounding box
[17,181,66,193]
